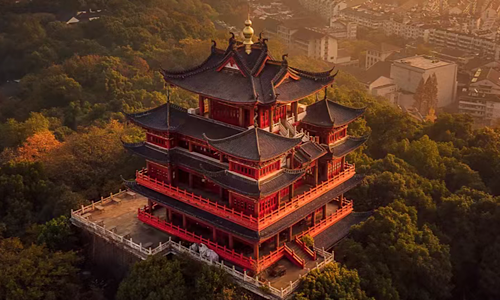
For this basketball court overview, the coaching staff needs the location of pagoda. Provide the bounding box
[123,17,367,274]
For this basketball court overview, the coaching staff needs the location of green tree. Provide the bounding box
[337,201,453,300]
[0,237,80,300]
[295,263,373,300]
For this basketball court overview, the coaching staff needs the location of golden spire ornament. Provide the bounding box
[242,13,254,55]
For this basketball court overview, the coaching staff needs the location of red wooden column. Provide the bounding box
[322,204,327,219]
[199,96,204,116]
[188,173,193,188]
[212,228,217,241]
[292,101,299,122]
[229,193,233,208]
[239,107,245,127]
[167,208,172,222]
[254,243,260,259]
[228,234,234,249]
[148,199,153,214]
[339,194,344,207]
[314,164,319,185]
[182,214,187,228]
[275,234,280,249]
[269,106,274,132]
[188,141,193,152]
[249,106,255,127]
[312,211,316,226]
[254,199,260,218]
[289,183,295,199]
[208,99,213,119]
[288,226,293,241]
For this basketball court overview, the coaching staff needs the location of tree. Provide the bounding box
[414,78,426,113]
[0,237,80,300]
[337,201,453,300]
[422,74,438,114]
[295,263,373,300]
[14,130,62,163]
[117,255,248,300]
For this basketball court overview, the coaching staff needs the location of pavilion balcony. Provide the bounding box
[136,170,259,230]
[138,207,308,273]
[295,200,354,241]
[135,164,355,231]
[138,208,257,271]
[258,164,355,228]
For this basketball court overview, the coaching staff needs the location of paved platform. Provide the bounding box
[83,193,171,248]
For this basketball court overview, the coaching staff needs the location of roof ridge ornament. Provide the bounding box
[242,15,254,55]
[211,40,217,53]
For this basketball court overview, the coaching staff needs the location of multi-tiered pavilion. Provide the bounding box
[123,19,367,274]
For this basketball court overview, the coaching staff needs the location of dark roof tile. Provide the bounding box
[302,99,366,128]
[205,128,302,162]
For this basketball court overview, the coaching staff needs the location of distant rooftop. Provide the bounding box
[393,56,453,69]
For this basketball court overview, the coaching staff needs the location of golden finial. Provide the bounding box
[242,13,254,55]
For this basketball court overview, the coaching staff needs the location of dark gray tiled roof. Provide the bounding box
[123,142,225,173]
[205,128,302,162]
[161,40,336,104]
[203,169,305,198]
[329,136,368,158]
[294,141,327,164]
[302,99,366,128]
[124,142,304,197]
[314,211,372,250]
[126,104,244,140]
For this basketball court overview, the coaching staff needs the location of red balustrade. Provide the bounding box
[135,164,355,231]
[295,200,354,240]
[138,209,256,270]
[284,244,306,269]
[258,164,355,228]
[294,237,317,260]
[136,170,259,230]
[256,244,305,273]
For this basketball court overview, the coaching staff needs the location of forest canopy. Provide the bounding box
[1,0,500,300]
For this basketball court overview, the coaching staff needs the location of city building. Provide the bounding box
[339,61,399,104]
[458,91,500,126]
[469,67,500,95]
[365,43,402,69]
[390,55,458,109]
[427,29,499,60]
[299,0,347,21]
[383,18,430,41]
[329,19,357,39]
[264,19,345,63]
[339,7,387,29]
[71,18,368,295]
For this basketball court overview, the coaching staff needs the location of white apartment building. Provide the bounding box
[299,0,347,21]
[264,20,342,63]
[390,56,458,109]
[365,43,401,69]
[469,67,500,95]
[339,8,386,29]
[383,19,430,41]
[458,92,500,126]
[293,28,340,62]
[329,20,357,39]
[428,29,499,60]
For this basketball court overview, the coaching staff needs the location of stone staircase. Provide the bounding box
[287,241,315,265]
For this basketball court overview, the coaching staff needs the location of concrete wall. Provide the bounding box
[390,62,457,108]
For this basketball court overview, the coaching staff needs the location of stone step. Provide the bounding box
[287,241,315,264]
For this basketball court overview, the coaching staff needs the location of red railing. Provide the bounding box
[258,164,355,228]
[296,200,354,240]
[136,164,355,231]
[137,209,256,270]
[284,244,306,269]
[256,244,305,273]
[136,170,259,230]
[294,237,317,260]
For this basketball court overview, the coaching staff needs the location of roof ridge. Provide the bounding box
[255,127,262,160]
[325,99,334,124]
